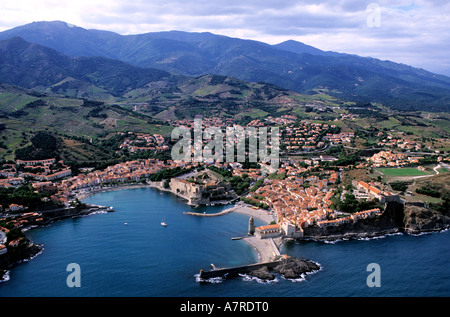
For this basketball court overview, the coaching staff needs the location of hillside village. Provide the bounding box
[118,132,168,153]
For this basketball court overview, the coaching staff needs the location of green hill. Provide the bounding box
[0,37,182,101]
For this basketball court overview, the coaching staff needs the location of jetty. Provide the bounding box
[183,205,238,217]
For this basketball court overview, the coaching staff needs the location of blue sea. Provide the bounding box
[0,187,449,297]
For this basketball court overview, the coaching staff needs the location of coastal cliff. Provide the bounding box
[403,205,450,234]
[0,240,42,282]
[302,202,450,241]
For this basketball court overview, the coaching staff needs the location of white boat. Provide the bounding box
[161,220,167,227]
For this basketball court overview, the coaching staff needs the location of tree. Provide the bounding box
[338,193,359,213]
[15,131,58,160]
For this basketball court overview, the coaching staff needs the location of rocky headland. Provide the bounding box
[0,240,42,282]
[301,201,450,242]
[246,202,449,281]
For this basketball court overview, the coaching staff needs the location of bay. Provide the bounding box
[0,187,449,297]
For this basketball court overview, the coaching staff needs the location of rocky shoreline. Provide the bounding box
[248,257,321,281]
[0,241,43,283]
[243,202,450,282]
[299,202,450,242]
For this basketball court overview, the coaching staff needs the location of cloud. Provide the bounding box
[0,0,448,75]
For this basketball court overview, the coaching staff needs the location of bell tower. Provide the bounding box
[248,217,255,236]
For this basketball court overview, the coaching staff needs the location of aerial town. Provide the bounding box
[2,115,447,257]
[1,7,450,299]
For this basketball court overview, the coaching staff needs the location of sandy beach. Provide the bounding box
[242,235,283,263]
[229,202,284,263]
[231,202,277,224]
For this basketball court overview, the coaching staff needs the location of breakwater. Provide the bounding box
[183,206,238,217]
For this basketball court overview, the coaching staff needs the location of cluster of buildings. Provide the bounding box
[246,119,266,127]
[0,158,72,188]
[1,203,26,213]
[118,132,168,153]
[368,150,423,167]
[251,179,383,239]
[322,131,355,144]
[315,208,382,229]
[377,133,422,151]
[265,115,297,125]
[283,122,328,152]
[352,180,400,204]
[59,159,195,200]
[0,156,199,208]
[283,121,353,152]
[0,212,44,254]
[245,162,339,237]
[171,115,297,130]
[170,117,235,128]
[243,160,389,239]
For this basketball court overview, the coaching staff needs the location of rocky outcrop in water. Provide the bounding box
[250,266,275,280]
[249,257,321,280]
[273,257,321,279]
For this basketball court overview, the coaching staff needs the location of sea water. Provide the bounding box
[0,187,449,297]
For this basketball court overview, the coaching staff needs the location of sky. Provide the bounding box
[0,0,449,76]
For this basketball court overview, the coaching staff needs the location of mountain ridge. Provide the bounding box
[1,21,450,111]
[0,36,319,121]
[272,39,342,57]
[0,36,182,99]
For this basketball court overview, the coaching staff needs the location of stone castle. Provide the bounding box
[168,171,238,206]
